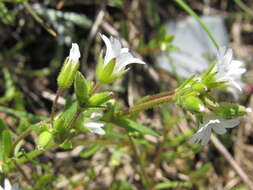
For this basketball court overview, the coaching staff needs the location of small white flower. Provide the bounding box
[189,114,239,145]
[214,47,246,98]
[100,34,145,75]
[246,107,252,113]
[69,43,80,63]
[0,179,20,190]
[84,121,105,135]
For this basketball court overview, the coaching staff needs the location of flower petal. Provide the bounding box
[100,34,115,65]
[201,127,212,145]
[69,43,80,63]
[114,52,145,74]
[110,36,122,57]
[85,121,105,135]
[4,179,12,190]
[212,125,227,135]
[12,184,20,190]
[221,119,240,128]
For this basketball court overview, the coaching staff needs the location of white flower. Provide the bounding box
[69,43,80,63]
[0,179,20,190]
[100,34,145,75]
[189,114,239,145]
[84,121,105,135]
[215,47,246,98]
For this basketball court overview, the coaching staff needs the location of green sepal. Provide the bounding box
[57,58,79,89]
[74,71,93,107]
[96,58,116,84]
[88,92,113,107]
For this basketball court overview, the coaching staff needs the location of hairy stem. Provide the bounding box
[119,94,174,117]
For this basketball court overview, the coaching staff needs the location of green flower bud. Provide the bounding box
[37,131,54,149]
[57,43,80,89]
[213,102,251,119]
[88,92,113,107]
[181,96,205,113]
[74,71,93,107]
[192,82,208,93]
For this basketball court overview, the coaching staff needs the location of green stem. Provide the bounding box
[90,83,101,95]
[23,2,56,37]
[234,0,253,16]
[127,133,150,189]
[119,94,174,117]
[50,88,63,126]
[17,143,57,165]
[67,108,82,130]
[174,0,219,49]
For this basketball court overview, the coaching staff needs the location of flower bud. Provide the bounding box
[213,102,251,119]
[181,96,205,113]
[37,131,54,149]
[88,92,113,107]
[192,82,208,93]
[74,71,93,107]
[57,43,80,89]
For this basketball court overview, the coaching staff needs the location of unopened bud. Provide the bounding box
[37,131,53,149]
[213,102,250,119]
[181,96,205,113]
[74,71,93,107]
[57,43,80,89]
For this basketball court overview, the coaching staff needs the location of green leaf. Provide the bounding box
[111,180,133,190]
[0,68,16,103]
[1,130,12,159]
[80,144,102,158]
[114,118,160,136]
[191,162,213,179]
[155,181,193,189]
[59,141,73,149]
[0,118,7,134]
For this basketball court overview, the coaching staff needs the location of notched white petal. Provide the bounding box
[85,121,105,135]
[100,34,115,65]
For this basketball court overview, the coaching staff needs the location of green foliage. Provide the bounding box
[114,118,160,136]
[0,68,16,103]
[155,181,193,189]
[111,180,133,190]
[80,144,102,158]
[0,2,14,24]
[139,27,176,55]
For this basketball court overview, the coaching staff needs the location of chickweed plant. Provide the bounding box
[0,0,252,189]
